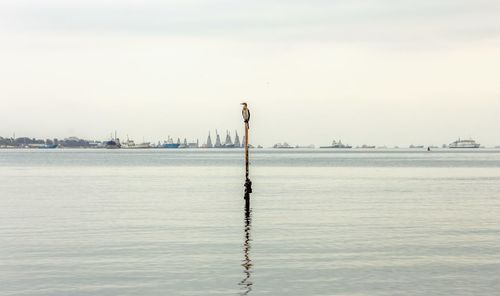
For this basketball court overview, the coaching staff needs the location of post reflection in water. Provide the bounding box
[239,193,253,295]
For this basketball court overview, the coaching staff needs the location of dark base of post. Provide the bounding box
[244,178,252,194]
[244,177,252,209]
[244,192,250,214]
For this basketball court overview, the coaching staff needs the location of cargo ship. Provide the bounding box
[448,138,480,148]
[121,140,151,149]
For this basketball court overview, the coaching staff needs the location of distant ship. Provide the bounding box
[409,144,424,149]
[105,132,121,149]
[360,144,375,149]
[162,136,180,148]
[273,142,294,148]
[104,140,121,149]
[448,138,480,148]
[295,144,315,149]
[42,144,58,149]
[121,140,150,149]
[320,140,352,149]
[28,144,58,149]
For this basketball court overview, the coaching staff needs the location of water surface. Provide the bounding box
[1,149,499,295]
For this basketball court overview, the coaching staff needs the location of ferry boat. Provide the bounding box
[273,142,294,149]
[162,136,180,148]
[320,139,352,149]
[448,138,480,148]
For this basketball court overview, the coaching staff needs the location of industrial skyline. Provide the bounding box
[0,131,496,149]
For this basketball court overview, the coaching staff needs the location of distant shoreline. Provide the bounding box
[2,147,500,150]
[1,136,497,150]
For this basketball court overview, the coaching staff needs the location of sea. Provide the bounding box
[1,149,499,296]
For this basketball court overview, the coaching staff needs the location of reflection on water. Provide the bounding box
[239,194,253,295]
[2,150,500,295]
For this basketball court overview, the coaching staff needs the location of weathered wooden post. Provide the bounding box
[241,102,252,198]
[239,103,253,294]
[245,121,250,179]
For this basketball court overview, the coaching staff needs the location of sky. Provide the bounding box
[0,0,499,147]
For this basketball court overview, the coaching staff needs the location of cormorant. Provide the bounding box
[241,102,250,129]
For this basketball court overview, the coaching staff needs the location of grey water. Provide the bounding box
[1,149,500,296]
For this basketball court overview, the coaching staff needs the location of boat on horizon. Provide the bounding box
[121,139,151,149]
[104,139,121,149]
[105,132,121,149]
[449,138,480,148]
[162,136,180,148]
[320,139,352,149]
[273,142,294,149]
[28,143,58,149]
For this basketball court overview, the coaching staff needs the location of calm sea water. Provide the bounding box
[1,149,500,296]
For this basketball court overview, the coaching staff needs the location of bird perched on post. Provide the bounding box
[241,102,250,129]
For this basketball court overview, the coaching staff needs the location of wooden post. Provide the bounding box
[245,125,249,179]
[243,104,252,197]
[241,103,253,293]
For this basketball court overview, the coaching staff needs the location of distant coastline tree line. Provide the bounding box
[0,136,96,148]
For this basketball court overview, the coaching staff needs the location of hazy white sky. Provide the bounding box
[1,0,499,146]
